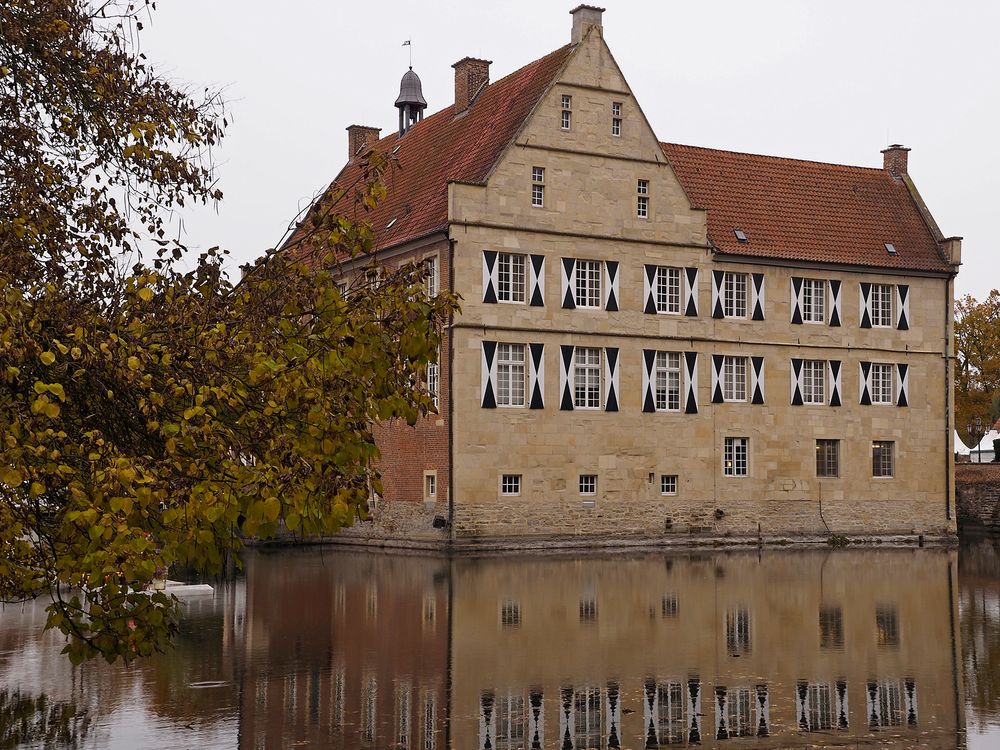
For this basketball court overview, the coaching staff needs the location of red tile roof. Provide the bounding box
[289,44,574,258]
[661,142,951,273]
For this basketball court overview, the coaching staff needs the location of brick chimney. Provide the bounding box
[346,125,381,161]
[571,4,605,43]
[882,144,910,179]
[452,57,491,114]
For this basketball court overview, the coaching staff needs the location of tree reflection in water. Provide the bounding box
[961,537,1000,729]
[0,689,89,749]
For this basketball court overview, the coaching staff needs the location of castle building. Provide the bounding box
[289,6,961,544]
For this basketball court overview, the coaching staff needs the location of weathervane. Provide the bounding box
[402,39,412,68]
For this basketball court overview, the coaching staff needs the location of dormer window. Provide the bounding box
[561,94,572,130]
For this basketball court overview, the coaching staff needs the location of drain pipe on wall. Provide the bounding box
[447,237,457,540]
[945,272,956,522]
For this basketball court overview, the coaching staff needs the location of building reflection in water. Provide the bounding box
[0,546,971,748]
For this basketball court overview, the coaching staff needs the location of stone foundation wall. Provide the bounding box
[957,463,1000,529]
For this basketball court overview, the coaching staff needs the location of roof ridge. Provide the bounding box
[662,141,887,174]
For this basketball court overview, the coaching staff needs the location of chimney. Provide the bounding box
[882,144,910,179]
[571,4,605,43]
[346,124,381,161]
[452,57,491,114]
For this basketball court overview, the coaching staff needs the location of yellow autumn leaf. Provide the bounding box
[40,351,56,365]
[138,287,154,302]
[127,356,140,371]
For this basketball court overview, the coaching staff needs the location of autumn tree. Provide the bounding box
[955,291,1000,445]
[0,0,456,663]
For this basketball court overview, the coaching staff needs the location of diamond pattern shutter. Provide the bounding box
[751,273,766,320]
[711,354,725,403]
[750,356,765,404]
[559,345,575,411]
[859,361,872,405]
[642,349,656,413]
[559,688,576,750]
[715,687,731,740]
[561,258,576,309]
[604,260,619,311]
[904,679,917,726]
[528,343,545,409]
[605,684,622,748]
[896,363,909,407]
[604,347,620,412]
[896,284,909,330]
[685,267,699,316]
[829,279,842,327]
[529,691,544,748]
[835,681,849,729]
[684,351,699,414]
[482,250,498,304]
[643,681,659,747]
[529,254,545,307]
[643,265,657,314]
[828,360,842,406]
[479,692,495,750]
[712,270,725,319]
[790,358,804,405]
[755,685,770,737]
[687,680,702,744]
[481,341,498,408]
[859,282,872,328]
[790,276,804,324]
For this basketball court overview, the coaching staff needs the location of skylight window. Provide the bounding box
[386,218,397,230]
[884,243,897,255]
[734,229,748,243]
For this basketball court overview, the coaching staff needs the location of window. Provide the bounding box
[661,594,678,618]
[724,688,754,737]
[579,474,597,495]
[726,606,752,655]
[802,278,825,323]
[637,179,649,218]
[723,271,748,318]
[424,473,436,499]
[496,343,526,407]
[872,440,894,478]
[802,359,826,404]
[574,688,603,746]
[722,355,748,402]
[574,348,601,408]
[871,283,893,327]
[561,94,572,130]
[579,597,598,622]
[876,604,899,646]
[501,474,521,496]
[426,360,439,408]
[500,600,521,627]
[611,101,622,136]
[871,681,904,728]
[497,695,526,748]
[497,252,526,303]
[654,351,681,411]
[816,439,840,478]
[724,437,749,477]
[424,256,439,298]
[819,605,844,649]
[660,474,678,495]
[531,167,544,207]
[336,281,348,298]
[656,683,686,744]
[870,363,893,404]
[654,266,682,314]
[801,683,834,731]
[574,259,602,308]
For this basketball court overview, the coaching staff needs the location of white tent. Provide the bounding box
[955,430,971,455]
[971,429,1000,463]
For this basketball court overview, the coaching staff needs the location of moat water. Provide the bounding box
[3,540,1000,749]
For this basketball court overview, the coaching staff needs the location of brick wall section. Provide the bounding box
[957,463,1000,528]
[371,237,451,510]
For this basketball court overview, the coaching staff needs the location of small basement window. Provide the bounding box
[660,475,678,495]
[579,474,597,495]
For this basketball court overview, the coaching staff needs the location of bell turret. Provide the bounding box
[395,67,427,136]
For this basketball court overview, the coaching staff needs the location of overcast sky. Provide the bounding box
[141,0,998,300]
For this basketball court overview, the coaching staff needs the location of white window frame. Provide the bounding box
[871,283,893,327]
[870,363,893,405]
[574,259,602,309]
[802,359,826,405]
[722,355,748,403]
[724,437,749,477]
[579,474,597,495]
[531,167,545,208]
[496,252,526,304]
[655,266,682,314]
[561,94,572,130]
[424,472,437,499]
[611,101,622,137]
[573,347,602,409]
[654,351,681,412]
[637,179,649,219]
[424,255,439,298]
[500,474,521,496]
[496,343,526,408]
[660,474,678,496]
[426,359,439,409]
[802,278,825,323]
[723,271,748,319]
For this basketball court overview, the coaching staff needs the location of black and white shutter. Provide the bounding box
[479,692,495,750]
[750,356,765,404]
[561,258,576,309]
[904,679,917,726]
[828,360,842,406]
[712,270,725,319]
[603,261,619,312]
[641,349,656,413]
[755,685,770,737]
[605,684,622,749]
[828,280,842,327]
[604,347,619,412]
[711,354,725,403]
[559,345,575,411]
[859,282,872,328]
[896,363,909,407]
[835,681,849,729]
[790,277,804,325]
[643,681,659,747]
[859,361,872,405]
[684,352,699,413]
[688,680,703,744]
[715,687,731,740]
[896,284,909,330]
[790,358,804,405]
[528,343,545,409]
[751,273,766,320]
[481,341,498,408]
[528,691,544,748]
[643,265,657,314]
[482,250,498,304]
[684,268,699,316]
[529,254,545,307]
[559,688,576,750]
